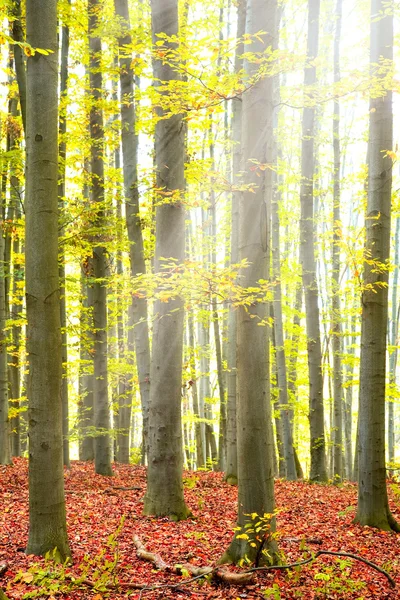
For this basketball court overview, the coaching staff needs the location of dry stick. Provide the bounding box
[246,550,395,589]
[132,535,253,584]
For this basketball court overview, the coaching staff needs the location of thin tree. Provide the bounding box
[221,0,278,565]
[88,0,113,476]
[330,0,343,481]
[59,0,71,469]
[25,0,70,558]
[143,0,190,520]
[354,0,399,531]
[224,0,245,487]
[299,0,327,482]
[114,0,151,462]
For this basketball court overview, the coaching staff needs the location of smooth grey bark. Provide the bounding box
[117,304,134,464]
[354,0,399,532]
[143,0,190,520]
[114,0,151,462]
[59,3,71,469]
[299,0,327,482]
[221,0,278,566]
[331,0,344,481]
[344,312,356,480]
[272,188,296,480]
[330,0,343,481]
[187,309,205,469]
[0,222,10,465]
[287,281,304,479]
[25,0,70,558]
[79,275,95,461]
[198,310,217,466]
[6,89,22,458]
[88,0,113,476]
[388,216,399,466]
[224,0,245,486]
[209,132,226,471]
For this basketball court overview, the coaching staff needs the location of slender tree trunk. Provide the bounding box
[287,281,304,479]
[344,312,356,479]
[221,0,278,565]
[0,222,10,465]
[272,191,296,480]
[6,84,22,458]
[299,0,327,482]
[79,275,95,461]
[144,0,190,520]
[114,0,151,462]
[88,0,113,476]
[224,0,245,486]
[354,0,399,532]
[10,0,26,135]
[117,304,134,464]
[188,308,205,468]
[330,0,343,481]
[59,2,71,469]
[25,0,70,558]
[388,216,400,467]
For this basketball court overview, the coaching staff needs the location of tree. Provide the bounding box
[299,0,327,482]
[25,0,70,558]
[88,0,113,477]
[330,0,343,481]
[114,0,151,463]
[354,0,399,532]
[221,0,278,565]
[225,0,246,486]
[143,0,190,520]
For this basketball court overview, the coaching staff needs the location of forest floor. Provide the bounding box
[1,460,400,599]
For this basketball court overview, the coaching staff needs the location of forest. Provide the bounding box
[0,0,400,598]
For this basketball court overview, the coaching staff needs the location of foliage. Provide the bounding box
[1,460,399,599]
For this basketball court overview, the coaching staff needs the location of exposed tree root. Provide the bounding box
[247,549,395,589]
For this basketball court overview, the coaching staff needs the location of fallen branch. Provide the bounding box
[132,535,254,585]
[246,549,395,589]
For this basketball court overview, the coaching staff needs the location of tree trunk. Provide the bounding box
[354,0,399,532]
[0,220,10,465]
[221,0,278,565]
[59,2,71,469]
[330,0,343,482]
[143,0,190,520]
[299,0,327,482]
[79,274,95,461]
[25,0,70,558]
[88,0,113,476]
[344,312,356,480]
[10,0,26,135]
[272,190,296,480]
[388,216,400,467]
[114,0,151,463]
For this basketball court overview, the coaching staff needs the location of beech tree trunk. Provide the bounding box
[59,3,71,469]
[299,0,327,482]
[221,0,278,565]
[88,0,113,476]
[330,0,343,482]
[388,216,399,466]
[0,223,10,465]
[354,0,399,531]
[143,0,190,520]
[25,0,70,558]
[224,0,245,486]
[114,0,151,462]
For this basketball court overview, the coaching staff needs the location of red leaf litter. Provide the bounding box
[1,459,399,599]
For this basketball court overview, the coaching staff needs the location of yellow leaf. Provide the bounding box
[21,572,34,583]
